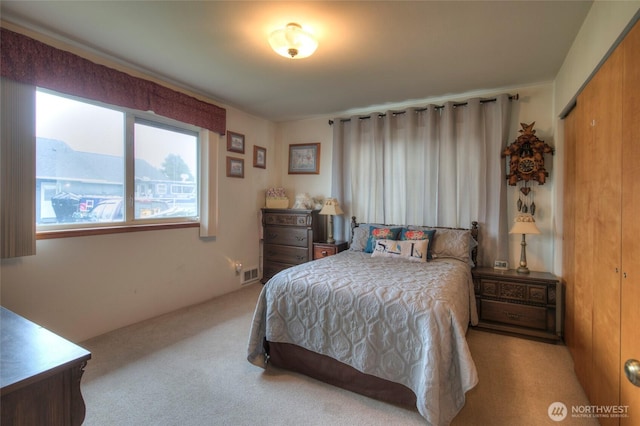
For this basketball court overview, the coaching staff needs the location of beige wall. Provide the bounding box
[1,103,278,342]
[277,117,334,203]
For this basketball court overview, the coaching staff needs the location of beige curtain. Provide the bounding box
[331,95,512,266]
[1,78,36,258]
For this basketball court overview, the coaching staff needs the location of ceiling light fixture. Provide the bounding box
[269,22,318,59]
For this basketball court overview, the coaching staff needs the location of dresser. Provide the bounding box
[471,268,562,343]
[261,208,326,283]
[1,307,91,426]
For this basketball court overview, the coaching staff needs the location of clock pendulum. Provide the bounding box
[517,183,537,215]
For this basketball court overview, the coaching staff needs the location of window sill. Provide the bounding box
[36,221,200,240]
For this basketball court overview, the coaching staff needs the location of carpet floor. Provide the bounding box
[80,283,596,425]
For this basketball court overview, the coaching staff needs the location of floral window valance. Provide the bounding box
[0,27,226,134]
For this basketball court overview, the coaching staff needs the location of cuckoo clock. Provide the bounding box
[502,122,554,215]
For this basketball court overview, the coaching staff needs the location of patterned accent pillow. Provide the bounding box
[371,239,428,262]
[400,228,436,260]
[365,226,402,253]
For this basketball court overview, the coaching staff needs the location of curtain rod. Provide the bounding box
[328,93,518,125]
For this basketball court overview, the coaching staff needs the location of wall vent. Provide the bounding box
[240,266,260,285]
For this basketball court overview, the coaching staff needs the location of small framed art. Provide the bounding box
[253,145,266,169]
[226,156,244,178]
[227,131,245,154]
[288,143,320,174]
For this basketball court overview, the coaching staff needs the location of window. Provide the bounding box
[36,89,199,231]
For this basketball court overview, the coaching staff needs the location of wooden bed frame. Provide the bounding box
[266,219,480,409]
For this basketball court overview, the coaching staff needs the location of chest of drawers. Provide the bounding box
[261,208,326,283]
[472,267,563,343]
[1,307,91,425]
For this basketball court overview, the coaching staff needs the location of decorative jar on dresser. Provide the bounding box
[471,267,563,343]
[261,208,326,284]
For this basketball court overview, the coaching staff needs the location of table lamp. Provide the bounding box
[319,198,344,244]
[509,213,540,274]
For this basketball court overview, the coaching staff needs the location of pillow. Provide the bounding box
[365,226,402,253]
[349,225,370,252]
[400,227,436,260]
[371,239,428,262]
[429,228,475,266]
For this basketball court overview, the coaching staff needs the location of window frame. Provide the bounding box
[35,89,203,239]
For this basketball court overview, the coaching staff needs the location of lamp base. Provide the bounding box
[517,234,530,274]
[326,215,335,245]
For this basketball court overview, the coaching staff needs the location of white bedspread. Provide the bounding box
[247,251,478,425]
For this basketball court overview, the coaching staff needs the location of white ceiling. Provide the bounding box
[1,1,593,122]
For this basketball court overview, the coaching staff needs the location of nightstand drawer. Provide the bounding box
[264,226,309,248]
[264,243,309,264]
[480,279,548,304]
[481,299,547,330]
[314,245,337,259]
[313,241,348,260]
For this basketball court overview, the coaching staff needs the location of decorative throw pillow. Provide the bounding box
[400,228,436,260]
[371,239,428,262]
[365,226,402,253]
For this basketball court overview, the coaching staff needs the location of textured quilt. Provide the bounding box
[247,251,479,425]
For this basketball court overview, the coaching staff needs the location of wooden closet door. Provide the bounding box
[562,107,576,359]
[579,41,624,423]
[620,20,640,425]
[572,86,594,398]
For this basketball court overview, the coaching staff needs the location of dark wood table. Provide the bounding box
[1,307,91,425]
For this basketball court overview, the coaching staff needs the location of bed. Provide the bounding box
[247,219,480,425]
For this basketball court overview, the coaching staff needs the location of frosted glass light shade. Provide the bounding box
[269,23,318,59]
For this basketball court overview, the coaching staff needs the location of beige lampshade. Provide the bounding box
[319,198,344,216]
[509,214,541,235]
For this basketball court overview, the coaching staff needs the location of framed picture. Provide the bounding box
[253,145,266,169]
[288,143,320,174]
[226,156,244,178]
[226,131,245,154]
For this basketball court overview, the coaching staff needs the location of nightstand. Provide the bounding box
[472,267,563,343]
[313,241,348,260]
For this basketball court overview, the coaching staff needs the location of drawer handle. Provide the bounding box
[296,255,305,260]
[321,250,328,256]
[296,236,305,241]
[504,311,522,320]
[267,233,278,239]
